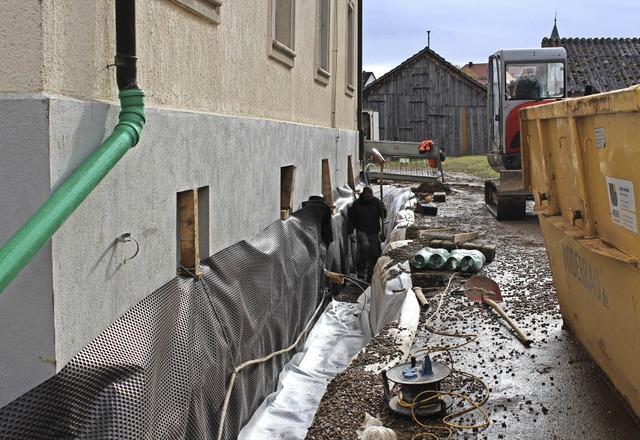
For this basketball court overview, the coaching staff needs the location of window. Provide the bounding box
[345,1,355,95]
[315,0,331,85]
[270,0,296,67]
[171,0,222,24]
[505,62,565,100]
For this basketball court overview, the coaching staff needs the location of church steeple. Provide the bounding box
[550,13,560,38]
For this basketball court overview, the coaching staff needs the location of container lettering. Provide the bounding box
[562,243,609,309]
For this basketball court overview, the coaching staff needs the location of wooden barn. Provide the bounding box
[363,46,487,157]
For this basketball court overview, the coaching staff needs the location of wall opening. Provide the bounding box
[197,186,210,259]
[280,165,296,220]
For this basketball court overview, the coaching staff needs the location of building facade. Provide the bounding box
[0,0,359,407]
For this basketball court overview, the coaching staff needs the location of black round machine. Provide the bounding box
[382,355,452,418]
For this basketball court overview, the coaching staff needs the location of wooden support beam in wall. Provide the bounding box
[347,155,356,191]
[281,165,296,220]
[178,189,202,278]
[321,159,335,213]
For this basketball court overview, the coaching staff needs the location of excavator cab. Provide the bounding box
[486,48,567,219]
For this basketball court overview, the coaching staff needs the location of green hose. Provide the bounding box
[0,88,145,294]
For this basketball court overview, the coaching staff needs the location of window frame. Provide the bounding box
[315,0,331,85]
[269,0,297,68]
[345,0,355,95]
[171,0,222,24]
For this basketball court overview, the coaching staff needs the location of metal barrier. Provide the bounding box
[364,140,444,183]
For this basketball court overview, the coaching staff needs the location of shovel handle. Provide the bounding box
[484,299,532,347]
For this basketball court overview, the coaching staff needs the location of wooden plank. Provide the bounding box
[178,189,201,277]
[321,159,334,209]
[405,227,450,239]
[462,106,469,155]
[418,230,479,244]
[347,155,356,191]
[280,165,296,212]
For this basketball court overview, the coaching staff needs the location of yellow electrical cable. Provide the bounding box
[423,327,478,350]
[411,432,440,440]
[423,273,458,328]
[400,382,490,438]
[398,273,492,439]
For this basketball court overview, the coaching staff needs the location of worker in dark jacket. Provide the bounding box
[348,186,386,282]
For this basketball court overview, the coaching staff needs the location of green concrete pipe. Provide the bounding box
[0,89,145,294]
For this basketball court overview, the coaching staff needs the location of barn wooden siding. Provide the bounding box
[363,52,488,157]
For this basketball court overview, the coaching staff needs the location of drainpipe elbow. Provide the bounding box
[117,88,146,147]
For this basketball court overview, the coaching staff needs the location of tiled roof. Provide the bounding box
[542,37,640,95]
[461,62,489,85]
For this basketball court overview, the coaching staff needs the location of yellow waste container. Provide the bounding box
[521,85,640,418]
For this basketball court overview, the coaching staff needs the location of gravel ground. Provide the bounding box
[306,173,640,440]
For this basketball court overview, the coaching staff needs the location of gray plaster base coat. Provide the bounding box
[0,95,56,408]
[0,94,357,407]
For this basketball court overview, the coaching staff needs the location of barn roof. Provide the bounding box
[363,46,487,93]
[542,37,640,95]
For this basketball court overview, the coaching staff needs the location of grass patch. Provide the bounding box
[442,155,499,179]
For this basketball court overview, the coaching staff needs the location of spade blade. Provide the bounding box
[465,275,503,303]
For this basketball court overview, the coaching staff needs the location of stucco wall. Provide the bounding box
[32,0,358,130]
[0,0,360,405]
[0,95,358,405]
[0,1,44,92]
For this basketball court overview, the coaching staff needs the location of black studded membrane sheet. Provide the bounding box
[0,203,351,439]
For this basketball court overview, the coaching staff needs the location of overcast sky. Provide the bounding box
[363,0,640,78]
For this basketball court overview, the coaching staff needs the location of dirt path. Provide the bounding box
[307,174,640,439]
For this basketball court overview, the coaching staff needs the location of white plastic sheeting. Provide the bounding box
[238,269,417,440]
[358,259,412,342]
[373,186,416,243]
[237,297,368,439]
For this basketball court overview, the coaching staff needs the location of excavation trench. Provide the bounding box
[305,173,640,440]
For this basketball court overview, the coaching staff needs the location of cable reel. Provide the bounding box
[382,354,452,418]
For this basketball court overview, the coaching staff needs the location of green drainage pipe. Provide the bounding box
[0,88,145,294]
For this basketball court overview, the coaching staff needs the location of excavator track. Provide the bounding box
[484,179,527,220]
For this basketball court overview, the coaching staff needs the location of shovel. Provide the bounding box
[466,275,532,347]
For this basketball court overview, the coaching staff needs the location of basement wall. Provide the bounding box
[0,94,358,407]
